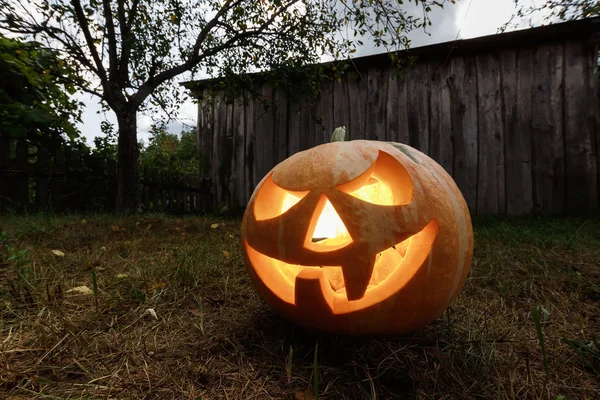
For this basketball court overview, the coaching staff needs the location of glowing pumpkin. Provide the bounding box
[241,138,473,335]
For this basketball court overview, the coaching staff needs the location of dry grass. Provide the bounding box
[0,213,599,399]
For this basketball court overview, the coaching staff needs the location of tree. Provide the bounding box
[0,34,82,145]
[504,0,600,29]
[0,0,446,213]
[140,124,203,176]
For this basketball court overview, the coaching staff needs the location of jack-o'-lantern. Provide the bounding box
[241,136,473,336]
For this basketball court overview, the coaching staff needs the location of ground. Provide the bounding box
[0,214,599,399]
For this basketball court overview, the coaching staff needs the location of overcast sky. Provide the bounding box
[76,0,544,146]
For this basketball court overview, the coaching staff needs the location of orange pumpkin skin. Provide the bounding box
[241,140,473,336]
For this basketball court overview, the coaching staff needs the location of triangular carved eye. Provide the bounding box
[304,196,353,252]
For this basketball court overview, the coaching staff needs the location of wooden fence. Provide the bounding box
[0,137,212,213]
[192,18,600,216]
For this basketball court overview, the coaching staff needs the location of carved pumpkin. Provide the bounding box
[241,139,473,335]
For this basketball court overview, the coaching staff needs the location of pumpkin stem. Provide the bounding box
[331,126,346,142]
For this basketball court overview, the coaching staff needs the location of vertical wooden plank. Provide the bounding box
[564,40,598,213]
[315,80,334,145]
[274,89,289,163]
[531,44,556,214]
[439,62,454,176]
[448,56,478,212]
[385,67,399,143]
[255,85,275,184]
[515,48,535,215]
[476,53,504,215]
[332,75,350,135]
[215,93,230,209]
[587,42,600,213]
[396,69,410,145]
[428,62,442,168]
[365,68,387,141]
[406,63,430,154]
[501,49,520,215]
[233,94,246,208]
[197,92,213,176]
[35,146,49,210]
[210,93,221,209]
[287,94,302,157]
[346,71,368,140]
[224,99,234,211]
[245,93,257,203]
[429,61,455,176]
[548,42,566,214]
[299,100,315,151]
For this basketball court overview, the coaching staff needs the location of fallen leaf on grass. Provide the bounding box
[148,282,166,292]
[145,224,152,230]
[295,391,315,400]
[66,286,93,295]
[51,250,65,257]
[188,308,204,317]
[222,250,231,260]
[111,225,126,232]
[145,308,158,319]
[210,223,219,229]
[116,273,128,279]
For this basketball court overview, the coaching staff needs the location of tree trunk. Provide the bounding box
[115,108,139,213]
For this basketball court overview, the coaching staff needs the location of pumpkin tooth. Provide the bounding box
[323,267,345,291]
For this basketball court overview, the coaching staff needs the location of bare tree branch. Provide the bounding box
[69,0,109,85]
[102,0,119,79]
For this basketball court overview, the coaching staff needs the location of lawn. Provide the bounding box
[0,214,599,399]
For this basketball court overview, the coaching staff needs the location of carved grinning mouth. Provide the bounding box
[244,218,439,313]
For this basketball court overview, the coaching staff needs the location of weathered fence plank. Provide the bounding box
[531,44,556,214]
[315,80,334,145]
[439,62,453,176]
[255,86,274,183]
[587,41,600,212]
[448,56,478,211]
[287,96,302,157]
[366,68,387,141]
[333,75,351,133]
[406,63,430,154]
[385,67,399,144]
[476,53,505,214]
[233,94,246,207]
[564,40,598,214]
[274,89,288,164]
[347,71,367,139]
[245,94,257,199]
[396,71,410,145]
[548,42,566,214]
